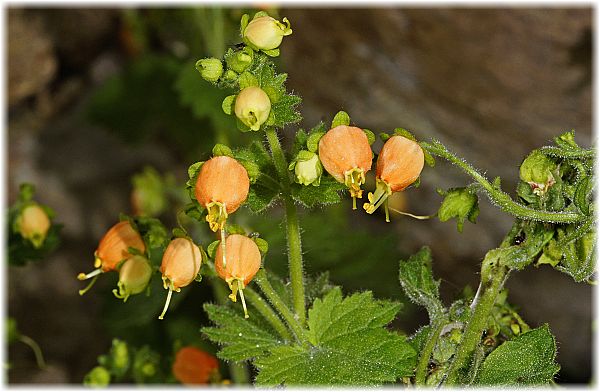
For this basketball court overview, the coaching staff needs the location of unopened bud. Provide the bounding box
[290,151,323,186]
[243,15,292,51]
[226,48,254,73]
[195,58,223,83]
[519,150,557,195]
[234,86,271,131]
[16,204,50,248]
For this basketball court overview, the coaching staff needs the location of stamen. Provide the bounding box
[78,275,99,296]
[363,179,392,214]
[388,207,432,220]
[238,283,249,319]
[158,283,174,320]
[78,268,102,281]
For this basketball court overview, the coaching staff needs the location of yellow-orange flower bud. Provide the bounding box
[77,221,146,295]
[158,238,203,320]
[318,125,373,209]
[16,204,51,248]
[364,136,424,220]
[215,234,261,318]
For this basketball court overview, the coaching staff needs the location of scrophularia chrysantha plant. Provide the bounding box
[77,10,594,388]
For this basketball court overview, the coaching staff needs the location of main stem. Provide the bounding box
[414,317,445,386]
[442,225,519,386]
[265,128,307,325]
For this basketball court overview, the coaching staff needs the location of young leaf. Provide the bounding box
[398,247,444,319]
[474,324,560,386]
[290,175,346,208]
[254,288,416,386]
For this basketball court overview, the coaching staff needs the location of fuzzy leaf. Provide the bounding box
[475,325,560,386]
[202,303,284,362]
[398,247,443,318]
[291,175,345,208]
[254,288,416,386]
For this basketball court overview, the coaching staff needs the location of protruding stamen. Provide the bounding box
[344,168,366,205]
[78,275,99,296]
[227,279,239,302]
[384,199,390,223]
[159,283,174,320]
[78,268,102,281]
[388,207,432,220]
[238,284,249,319]
[363,178,392,214]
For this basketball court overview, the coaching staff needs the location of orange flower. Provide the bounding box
[172,347,219,385]
[318,125,373,209]
[194,156,250,233]
[363,135,424,220]
[158,238,202,320]
[77,221,145,295]
[215,234,261,318]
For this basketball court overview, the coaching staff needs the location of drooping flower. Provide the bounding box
[78,221,146,295]
[215,234,261,318]
[172,347,220,385]
[318,125,373,209]
[112,255,153,302]
[158,238,202,320]
[363,135,424,220]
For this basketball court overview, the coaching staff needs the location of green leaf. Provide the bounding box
[475,325,560,386]
[331,111,350,128]
[202,303,284,362]
[573,175,593,215]
[398,247,443,318]
[254,288,416,386]
[290,175,345,208]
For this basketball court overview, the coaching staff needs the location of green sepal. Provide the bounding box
[331,110,350,128]
[263,48,280,57]
[207,240,220,260]
[240,14,250,36]
[171,228,187,238]
[222,95,236,115]
[437,187,479,233]
[362,128,376,145]
[253,237,269,255]
[307,132,325,153]
[393,127,416,141]
[212,143,234,157]
[227,223,247,235]
[379,132,391,142]
[238,71,259,89]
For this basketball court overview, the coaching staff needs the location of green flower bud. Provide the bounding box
[131,167,168,217]
[437,187,479,232]
[84,366,111,387]
[234,86,271,131]
[113,256,153,302]
[7,318,19,344]
[16,204,51,248]
[223,69,238,82]
[289,150,323,186]
[226,48,254,73]
[519,150,557,195]
[243,16,292,51]
[195,58,223,83]
[111,339,130,374]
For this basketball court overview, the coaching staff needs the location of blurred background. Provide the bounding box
[7,6,592,384]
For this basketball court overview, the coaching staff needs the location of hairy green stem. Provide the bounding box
[244,287,293,342]
[210,277,250,384]
[421,140,585,223]
[265,127,307,325]
[254,269,309,344]
[414,317,445,386]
